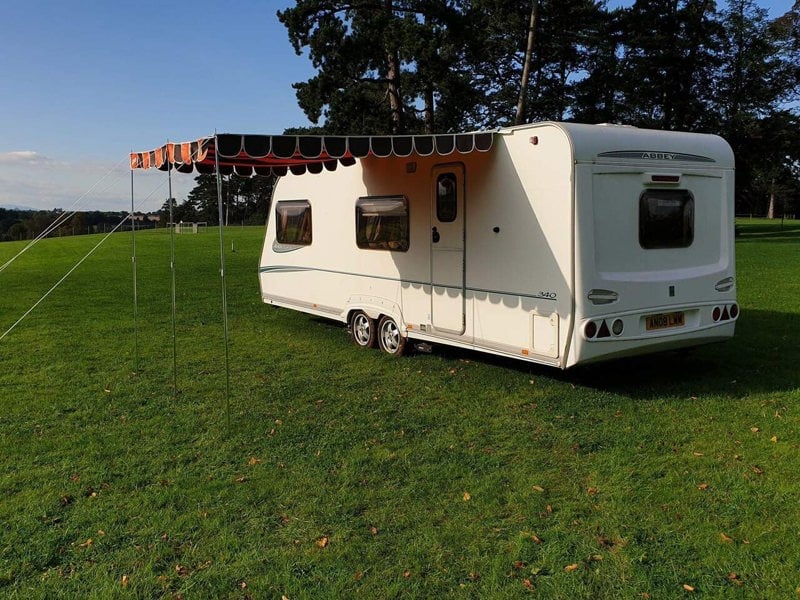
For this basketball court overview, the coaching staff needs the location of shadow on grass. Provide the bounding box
[736,223,800,243]
[335,306,800,401]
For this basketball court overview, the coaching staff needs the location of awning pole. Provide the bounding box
[130,167,139,375]
[168,150,178,397]
[214,135,232,429]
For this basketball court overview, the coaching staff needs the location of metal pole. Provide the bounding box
[130,168,139,374]
[214,136,232,428]
[168,150,178,397]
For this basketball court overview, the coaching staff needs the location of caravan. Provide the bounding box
[257,122,737,368]
[130,121,737,369]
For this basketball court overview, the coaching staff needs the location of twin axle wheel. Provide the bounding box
[348,311,406,356]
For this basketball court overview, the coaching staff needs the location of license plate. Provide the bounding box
[645,311,685,331]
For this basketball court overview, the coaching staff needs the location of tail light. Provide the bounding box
[712,304,739,322]
[585,318,624,339]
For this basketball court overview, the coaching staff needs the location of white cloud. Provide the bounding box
[0,151,54,165]
[0,158,194,212]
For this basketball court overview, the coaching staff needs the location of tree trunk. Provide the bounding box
[767,177,775,219]
[387,48,404,133]
[515,0,539,125]
[424,86,434,133]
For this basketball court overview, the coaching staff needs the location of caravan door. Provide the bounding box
[430,164,466,334]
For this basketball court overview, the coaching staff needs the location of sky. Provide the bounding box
[0,0,795,212]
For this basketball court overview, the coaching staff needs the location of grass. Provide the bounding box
[0,219,798,598]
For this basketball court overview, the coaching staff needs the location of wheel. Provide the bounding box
[377,316,407,356]
[349,311,376,348]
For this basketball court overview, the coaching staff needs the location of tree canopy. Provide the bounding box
[277,0,800,215]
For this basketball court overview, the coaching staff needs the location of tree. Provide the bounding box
[712,0,800,213]
[611,0,722,131]
[467,0,606,126]
[278,1,481,134]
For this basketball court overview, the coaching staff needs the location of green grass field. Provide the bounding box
[0,220,798,598]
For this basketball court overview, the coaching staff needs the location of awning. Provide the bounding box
[130,132,495,177]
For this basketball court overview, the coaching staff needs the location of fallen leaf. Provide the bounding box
[531,534,543,543]
[354,571,364,581]
[692,452,703,457]
[752,465,764,475]
[770,436,778,443]
[750,427,759,433]
[370,526,378,536]
[720,533,734,543]
[97,530,105,536]
[463,491,471,501]
[468,571,480,581]
[235,475,247,483]
[275,419,282,426]
[734,454,742,460]
[545,504,553,513]
[532,485,545,492]
[70,473,80,482]
[175,564,190,576]
[683,583,695,592]
[513,560,526,570]
[698,483,709,490]
[78,538,93,548]
[121,575,129,587]
[564,563,579,572]
[523,578,533,590]
[587,487,598,496]
[403,570,411,579]
[727,572,743,586]
[589,554,603,562]
[316,536,329,548]
[240,580,247,588]
[248,456,262,466]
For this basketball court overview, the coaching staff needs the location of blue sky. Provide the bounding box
[0,0,795,212]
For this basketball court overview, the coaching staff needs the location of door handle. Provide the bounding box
[432,227,440,243]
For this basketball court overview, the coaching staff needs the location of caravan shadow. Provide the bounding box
[420,307,799,400]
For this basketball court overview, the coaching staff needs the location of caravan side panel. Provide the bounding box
[465,125,574,366]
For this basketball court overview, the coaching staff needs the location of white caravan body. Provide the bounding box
[259,122,737,368]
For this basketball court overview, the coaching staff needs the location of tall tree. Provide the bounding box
[613,0,722,130]
[468,0,605,126]
[712,0,800,213]
[278,1,479,134]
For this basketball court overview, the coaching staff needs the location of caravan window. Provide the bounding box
[436,173,458,222]
[275,200,312,245]
[356,196,409,252]
[639,190,694,249]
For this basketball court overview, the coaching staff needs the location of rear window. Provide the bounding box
[639,190,694,249]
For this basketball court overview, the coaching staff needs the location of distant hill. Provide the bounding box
[0,204,36,211]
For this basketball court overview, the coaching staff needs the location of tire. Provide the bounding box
[349,311,376,348]
[377,316,407,356]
